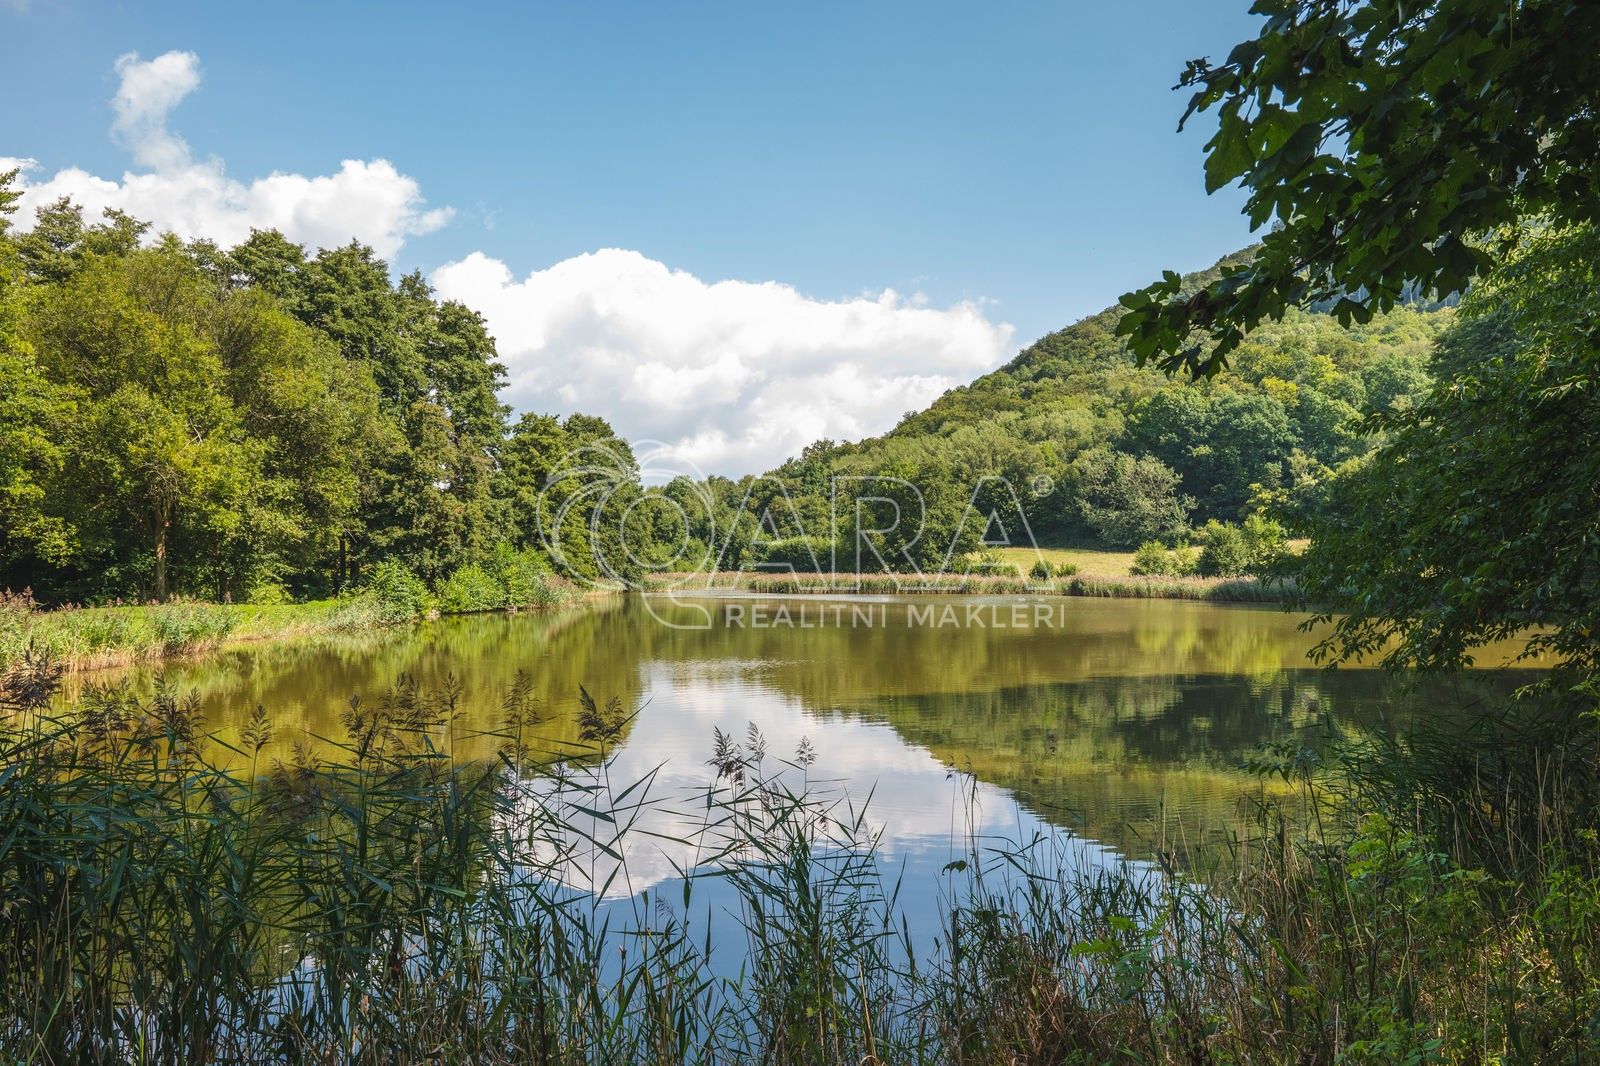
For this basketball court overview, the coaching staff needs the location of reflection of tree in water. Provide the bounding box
[630,596,1339,709]
[65,595,1545,861]
[846,669,1539,860]
[61,600,648,770]
[1125,613,1299,684]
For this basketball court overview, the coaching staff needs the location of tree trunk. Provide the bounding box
[153,508,170,602]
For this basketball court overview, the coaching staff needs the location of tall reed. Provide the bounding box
[2,653,1598,1062]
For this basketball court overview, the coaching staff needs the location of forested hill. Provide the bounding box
[749,248,1450,565]
[892,244,1263,439]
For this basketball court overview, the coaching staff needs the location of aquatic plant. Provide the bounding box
[2,655,1598,1062]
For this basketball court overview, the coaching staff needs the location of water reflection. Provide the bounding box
[71,594,1542,881]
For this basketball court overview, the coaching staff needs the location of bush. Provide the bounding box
[1131,541,1178,576]
[1197,521,1251,576]
[363,560,432,623]
[486,545,558,608]
[1198,517,1287,577]
[965,548,1007,575]
[1242,513,1289,572]
[436,564,507,615]
[245,580,290,606]
[1131,541,1200,578]
[1025,558,1080,579]
[747,536,833,574]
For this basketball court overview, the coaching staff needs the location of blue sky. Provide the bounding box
[3,1,1261,474]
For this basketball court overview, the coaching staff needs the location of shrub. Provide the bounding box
[436,564,507,615]
[747,536,833,574]
[245,580,290,606]
[1053,561,1081,577]
[363,560,432,623]
[1131,541,1180,576]
[965,548,1007,575]
[1029,559,1053,580]
[486,545,557,608]
[1197,520,1252,576]
[1198,517,1286,577]
[1242,513,1289,572]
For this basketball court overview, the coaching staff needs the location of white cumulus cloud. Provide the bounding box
[5,50,449,257]
[6,51,1014,474]
[431,249,1014,475]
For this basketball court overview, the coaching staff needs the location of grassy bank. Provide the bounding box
[0,568,584,674]
[2,659,1594,1062]
[0,594,390,673]
[3,550,1284,678]
[654,569,1285,603]
[987,545,1138,577]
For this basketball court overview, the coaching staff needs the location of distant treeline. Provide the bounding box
[661,253,1449,575]
[0,174,1450,603]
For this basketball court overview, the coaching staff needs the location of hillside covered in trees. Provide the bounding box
[684,249,1450,574]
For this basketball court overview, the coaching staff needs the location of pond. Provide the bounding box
[72,591,1541,895]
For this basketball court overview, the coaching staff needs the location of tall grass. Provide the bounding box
[0,589,396,674]
[1,653,1598,1062]
[1060,573,1286,603]
[657,570,1286,603]
[0,563,583,675]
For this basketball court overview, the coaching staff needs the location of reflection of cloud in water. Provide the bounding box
[510,668,1131,899]
[77,596,1545,894]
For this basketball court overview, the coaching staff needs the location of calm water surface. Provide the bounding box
[75,593,1541,896]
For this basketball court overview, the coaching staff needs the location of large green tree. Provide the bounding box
[0,173,77,579]
[207,282,381,597]
[30,250,260,600]
[1068,448,1192,548]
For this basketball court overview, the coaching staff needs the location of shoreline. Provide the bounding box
[2,572,1281,677]
[644,570,1286,603]
[0,585,605,676]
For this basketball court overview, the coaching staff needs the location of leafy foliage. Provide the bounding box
[1117,0,1600,377]
[435,563,507,615]
[360,560,433,623]
[1130,540,1199,578]
[0,177,639,605]
[1294,224,1600,689]
[1070,449,1192,548]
